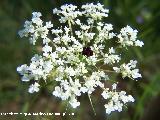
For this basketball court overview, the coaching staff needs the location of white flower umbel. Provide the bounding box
[102,83,134,114]
[104,47,121,64]
[17,3,144,114]
[117,25,144,47]
[18,12,52,45]
[113,60,142,80]
[28,82,40,93]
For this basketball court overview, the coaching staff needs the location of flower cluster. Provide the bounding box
[113,60,142,79]
[117,25,144,47]
[102,83,135,114]
[17,3,144,115]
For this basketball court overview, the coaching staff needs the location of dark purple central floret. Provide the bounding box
[82,47,93,57]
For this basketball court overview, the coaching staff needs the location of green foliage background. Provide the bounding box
[0,0,160,120]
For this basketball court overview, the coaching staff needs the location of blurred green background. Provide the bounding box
[0,0,160,120]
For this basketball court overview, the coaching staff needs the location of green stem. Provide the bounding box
[100,69,116,73]
[88,94,96,116]
[68,20,73,36]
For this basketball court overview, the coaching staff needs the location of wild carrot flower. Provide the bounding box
[17,3,144,114]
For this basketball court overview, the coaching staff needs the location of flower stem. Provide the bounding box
[88,94,96,116]
[68,20,73,36]
[100,69,115,73]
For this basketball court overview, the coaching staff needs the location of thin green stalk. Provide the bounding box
[88,94,96,116]
[68,20,73,36]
